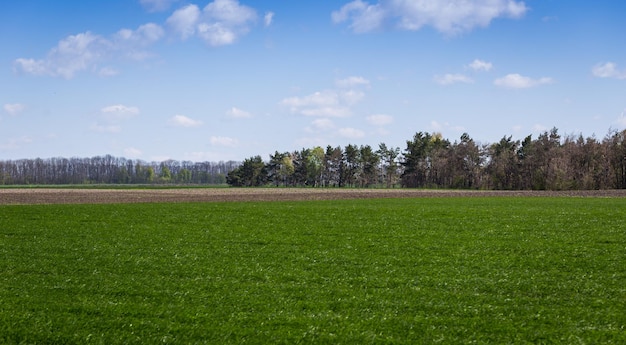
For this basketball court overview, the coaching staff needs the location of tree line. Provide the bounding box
[227,128,626,190]
[1,128,624,189]
[0,155,239,185]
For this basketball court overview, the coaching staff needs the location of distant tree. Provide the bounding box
[267,151,294,186]
[323,146,343,187]
[359,145,379,187]
[401,132,434,188]
[487,136,519,189]
[342,144,360,187]
[376,143,401,188]
[159,163,172,182]
[226,155,267,187]
[307,146,325,187]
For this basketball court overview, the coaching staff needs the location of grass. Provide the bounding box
[1,197,625,344]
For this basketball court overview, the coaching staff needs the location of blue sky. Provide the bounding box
[1,0,625,162]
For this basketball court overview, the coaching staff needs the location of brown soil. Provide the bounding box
[1,188,625,205]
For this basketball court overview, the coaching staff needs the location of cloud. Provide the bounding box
[311,118,335,131]
[336,76,370,88]
[366,114,393,126]
[14,0,264,78]
[282,77,369,118]
[169,114,203,127]
[281,90,352,117]
[92,104,139,133]
[264,12,274,27]
[494,73,553,89]
[227,107,252,118]
[140,0,179,12]
[331,0,386,33]
[3,103,25,116]
[167,0,258,46]
[115,23,165,47]
[14,32,107,79]
[468,59,492,71]
[166,4,202,40]
[338,127,365,139]
[434,73,473,85]
[14,23,164,79]
[101,104,140,119]
[332,0,527,35]
[210,136,239,147]
[592,62,626,80]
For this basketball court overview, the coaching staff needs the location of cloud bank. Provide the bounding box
[494,73,553,89]
[332,0,527,35]
[592,62,626,80]
[14,0,266,78]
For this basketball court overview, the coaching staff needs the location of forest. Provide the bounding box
[1,127,625,190]
[227,128,626,190]
[0,156,238,185]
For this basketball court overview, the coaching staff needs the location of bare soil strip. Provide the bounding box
[1,188,625,205]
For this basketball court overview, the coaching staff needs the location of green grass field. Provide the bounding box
[1,197,625,344]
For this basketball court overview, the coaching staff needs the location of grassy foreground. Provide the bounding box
[1,197,625,344]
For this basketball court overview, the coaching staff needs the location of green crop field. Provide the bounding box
[1,197,625,344]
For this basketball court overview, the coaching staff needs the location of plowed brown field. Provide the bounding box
[1,188,625,205]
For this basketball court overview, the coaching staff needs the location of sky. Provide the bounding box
[1,0,625,162]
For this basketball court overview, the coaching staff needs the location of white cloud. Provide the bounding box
[494,73,553,89]
[169,114,203,127]
[14,32,107,79]
[15,1,264,78]
[468,59,493,71]
[167,0,258,46]
[338,127,365,139]
[332,0,386,33]
[336,76,370,88]
[281,77,369,119]
[592,62,626,80]
[166,4,201,40]
[332,0,527,35]
[311,118,335,131]
[14,22,164,79]
[282,91,339,108]
[140,0,179,12]
[227,107,252,118]
[101,104,140,119]
[434,73,474,85]
[115,23,164,47]
[210,136,239,147]
[281,90,353,117]
[340,90,365,105]
[366,114,393,126]
[264,12,274,27]
[3,103,25,116]
[92,105,139,133]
